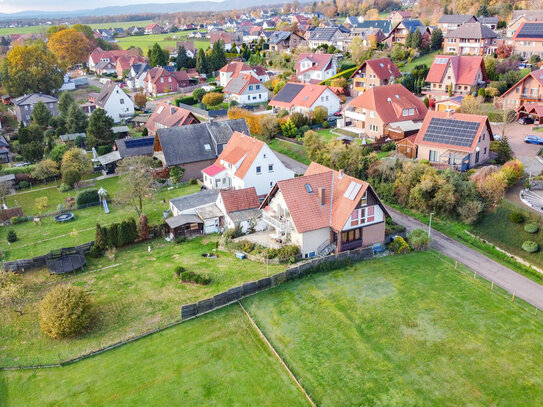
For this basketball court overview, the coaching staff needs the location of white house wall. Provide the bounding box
[104,85,135,122]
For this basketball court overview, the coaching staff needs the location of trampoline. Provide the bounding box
[54,212,75,222]
[46,247,87,274]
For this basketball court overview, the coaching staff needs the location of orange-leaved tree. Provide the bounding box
[48,28,91,68]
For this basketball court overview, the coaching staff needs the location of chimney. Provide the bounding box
[447,109,453,118]
[339,169,344,179]
[318,187,325,205]
[209,118,214,125]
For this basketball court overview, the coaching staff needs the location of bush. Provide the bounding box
[75,189,99,208]
[522,240,539,253]
[202,92,224,108]
[192,88,206,102]
[299,124,310,135]
[10,216,28,224]
[18,180,29,189]
[510,211,525,224]
[175,96,197,106]
[180,270,211,285]
[290,112,308,128]
[174,265,186,277]
[276,245,299,262]
[175,235,187,244]
[389,236,410,254]
[7,229,17,243]
[525,223,539,233]
[89,245,102,258]
[62,169,81,187]
[223,226,242,240]
[59,183,71,192]
[322,120,329,128]
[277,109,289,118]
[407,228,429,251]
[39,285,93,339]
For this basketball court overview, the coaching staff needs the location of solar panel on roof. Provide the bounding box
[274,83,304,103]
[422,117,480,148]
[344,182,362,201]
[434,57,448,64]
[517,23,543,38]
[125,138,154,149]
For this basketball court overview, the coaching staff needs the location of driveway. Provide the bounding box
[275,152,308,175]
[387,206,543,310]
[491,122,543,175]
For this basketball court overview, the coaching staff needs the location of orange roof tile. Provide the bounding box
[220,187,259,213]
[425,55,487,85]
[145,102,199,134]
[215,132,264,179]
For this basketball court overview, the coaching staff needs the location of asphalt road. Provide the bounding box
[387,206,543,310]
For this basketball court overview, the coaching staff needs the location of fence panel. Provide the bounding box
[213,291,229,308]
[197,298,214,315]
[227,286,243,302]
[181,304,198,320]
[242,281,259,296]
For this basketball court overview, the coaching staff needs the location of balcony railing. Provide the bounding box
[344,110,366,121]
[262,212,290,233]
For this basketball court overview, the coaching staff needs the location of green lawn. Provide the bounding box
[402,50,440,73]
[0,20,155,36]
[473,199,543,269]
[116,31,210,52]
[2,178,200,261]
[243,251,543,406]
[0,236,287,367]
[0,306,308,406]
[317,128,336,143]
[268,138,310,165]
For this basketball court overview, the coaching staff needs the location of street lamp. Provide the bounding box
[428,212,434,239]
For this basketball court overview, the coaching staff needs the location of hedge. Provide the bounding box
[75,189,99,208]
[1,165,35,175]
[175,96,197,106]
[180,270,211,285]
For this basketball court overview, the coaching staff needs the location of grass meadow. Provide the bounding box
[268,138,309,165]
[116,31,210,52]
[0,236,286,367]
[0,306,309,406]
[243,251,543,406]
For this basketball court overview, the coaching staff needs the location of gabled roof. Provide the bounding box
[350,57,401,81]
[414,110,492,152]
[170,189,219,213]
[307,27,340,42]
[219,187,259,213]
[215,131,264,179]
[512,22,543,41]
[398,19,424,33]
[269,30,293,44]
[270,82,341,109]
[445,22,498,39]
[115,136,154,158]
[145,102,199,134]
[353,20,392,34]
[295,53,335,74]
[437,14,477,24]
[261,162,388,233]
[154,119,250,166]
[344,84,427,125]
[13,93,57,106]
[223,73,262,95]
[501,68,543,98]
[93,82,125,108]
[425,55,487,85]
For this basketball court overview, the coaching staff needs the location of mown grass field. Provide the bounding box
[0,306,308,406]
[473,199,543,269]
[402,50,440,73]
[116,32,210,52]
[1,177,200,261]
[0,235,286,367]
[268,138,309,165]
[243,251,543,406]
[0,20,155,36]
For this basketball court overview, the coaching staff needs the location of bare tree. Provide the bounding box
[115,157,156,217]
[0,182,11,207]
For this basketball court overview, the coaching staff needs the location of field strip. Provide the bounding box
[237,301,316,407]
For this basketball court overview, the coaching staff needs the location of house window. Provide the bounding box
[429,150,438,162]
[160,78,164,83]
[408,108,414,115]
[483,147,487,155]
[249,85,253,91]
[256,85,260,90]
[341,228,361,243]
[369,111,376,118]
[120,99,124,104]
[269,164,273,172]
[256,166,261,174]
[361,191,367,206]
[475,151,480,163]
[402,109,409,116]
[369,124,378,132]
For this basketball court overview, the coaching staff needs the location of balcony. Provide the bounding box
[262,212,290,233]
[344,110,366,121]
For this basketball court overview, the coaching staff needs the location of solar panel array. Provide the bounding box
[274,83,304,103]
[517,23,543,38]
[434,57,449,64]
[125,137,154,149]
[422,118,480,147]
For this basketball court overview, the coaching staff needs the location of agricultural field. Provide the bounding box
[0,235,286,367]
[1,177,201,260]
[116,31,210,52]
[0,306,308,406]
[0,20,155,35]
[244,251,543,406]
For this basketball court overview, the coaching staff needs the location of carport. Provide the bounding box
[517,104,543,125]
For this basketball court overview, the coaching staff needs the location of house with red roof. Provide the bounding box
[517,103,543,124]
[115,55,148,79]
[414,111,493,171]
[499,68,543,109]
[145,102,200,136]
[202,131,294,197]
[295,53,338,83]
[88,47,135,72]
[260,162,389,258]
[424,55,488,101]
[144,67,190,96]
[340,84,427,140]
[350,57,402,97]
[144,23,164,35]
[269,82,342,115]
[218,61,269,87]
[223,73,269,105]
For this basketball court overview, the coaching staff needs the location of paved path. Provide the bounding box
[387,206,543,310]
[276,152,308,175]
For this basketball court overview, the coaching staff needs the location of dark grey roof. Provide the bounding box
[308,27,340,42]
[437,14,477,24]
[97,151,121,165]
[115,136,155,158]
[269,30,292,44]
[112,125,130,134]
[155,118,249,166]
[170,189,219,213]
[95,60,115,70]
[13,93,58,106]
[0,135,8,148]
[166,214,203,228]
[422,117,480,147]
[223,76,249,94]
[354,20,392,34]
[228,208,261,223]
[446,22,498,39]
[131,63,150,76]
[273,83,304,103]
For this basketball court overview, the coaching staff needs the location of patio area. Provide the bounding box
[233,231,283,249]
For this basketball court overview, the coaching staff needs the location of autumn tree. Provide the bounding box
[496,44,513,59]
[60,148,92,186]
[48,28,91,68]
[202,92,224,107]
[115,156,156,217]
[0,41,64,96]
[134,93,147,110]
[313,106,328,123]
[31,159,59,181]
[349,37,366,65]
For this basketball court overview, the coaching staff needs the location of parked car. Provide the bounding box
[493,133,502,141]
[333,111,342,116]
[326,115,338,123]
[519,117,534,125]
[524,135,543,145]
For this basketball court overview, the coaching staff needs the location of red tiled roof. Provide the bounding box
[501,68,543,98]
[202,163,225,177]
[145,102,199,134]
[344,84,427,124]
[425,55,487,85]
[215,131,264,179]
[219,61,251,73]
[512,22,543,41]
[89,47,135,65]
[220,187,259,213]
[295,53,334,74]
[269,82,341,109]
[414,110,491,152]
[350,57,401,81]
